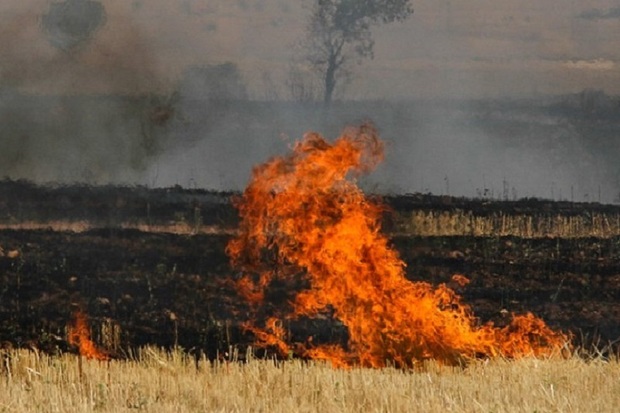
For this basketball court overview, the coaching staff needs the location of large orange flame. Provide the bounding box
[227,124,569,368]
[68,310,110,361]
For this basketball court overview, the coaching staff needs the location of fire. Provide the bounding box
[227,123,569,368]
[68,310,109,360]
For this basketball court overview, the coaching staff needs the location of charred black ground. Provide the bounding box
[1,180,620,358]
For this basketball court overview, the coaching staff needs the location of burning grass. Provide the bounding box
[0,348,618,412]
[228,124,569,368]
[68,310,110,361]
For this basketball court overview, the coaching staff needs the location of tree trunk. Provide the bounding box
[323,55,337,106]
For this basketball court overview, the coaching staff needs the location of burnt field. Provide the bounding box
[1,180,620,357]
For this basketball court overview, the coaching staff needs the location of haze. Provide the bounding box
[1,0,620,202]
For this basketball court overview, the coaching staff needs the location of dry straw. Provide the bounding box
[1,347,619,412]
[397,210,620,238]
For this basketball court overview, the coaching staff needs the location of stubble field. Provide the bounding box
[2,347,620,412]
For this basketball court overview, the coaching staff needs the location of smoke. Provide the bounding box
[142,92,620,204]
[0,1,618,204]
[0,1,169,184]
[42,0,106,52]
[578,7,620,21]
[362,100,615,203]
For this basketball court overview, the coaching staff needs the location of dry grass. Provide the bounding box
[398,210,620,238]
[0,220,235,236]
[1,348,619,412]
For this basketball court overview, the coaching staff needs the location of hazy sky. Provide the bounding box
[3,0,620,99]
[2,1,620,201]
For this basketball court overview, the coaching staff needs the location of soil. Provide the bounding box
[1,181,620,358]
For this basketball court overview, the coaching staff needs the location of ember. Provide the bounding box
[68,310,109,360]
[227,123,569,368]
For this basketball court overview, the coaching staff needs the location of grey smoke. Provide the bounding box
[577,7,620,20]
[0,2,169,185]
[41,0,106,52]
[1,1,619,205]
[142,95,620,204]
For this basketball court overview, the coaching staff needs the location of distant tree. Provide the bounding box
[302,0,413,105]
[42,0,106,52]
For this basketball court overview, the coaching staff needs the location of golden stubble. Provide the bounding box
[1,347,619,413]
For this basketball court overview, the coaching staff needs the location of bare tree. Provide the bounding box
[302,0,413,105]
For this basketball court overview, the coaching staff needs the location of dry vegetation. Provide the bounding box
[0,348,618,412]
[397,210,620,238]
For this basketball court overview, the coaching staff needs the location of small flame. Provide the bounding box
[451,274,470,287]
[68,310,109,360]
[228,123,569,368]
